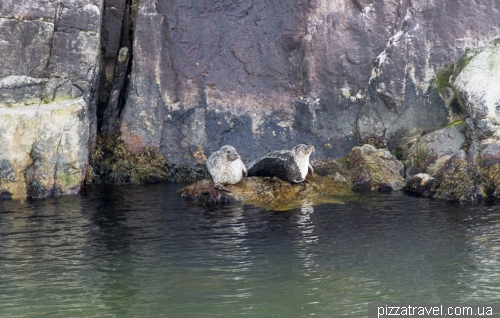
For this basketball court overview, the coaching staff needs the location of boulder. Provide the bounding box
[403,122,466,176]
[480,139,500,165]
[347,144,405,191]
[402,173,435,197]
[453,39,500,126]
[179,173,353,211]
[432,160,486,203]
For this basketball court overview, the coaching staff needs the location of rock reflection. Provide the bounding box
[205,206,253,291]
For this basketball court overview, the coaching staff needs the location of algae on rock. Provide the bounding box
[0,98,90,199]
[86,136,209,184]
[180,174,355,211]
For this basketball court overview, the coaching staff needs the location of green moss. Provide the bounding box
[455,48,480,74]
[336,156,347,166]
[444,119,465,128]
[57,173,80,186]
[435,64,455,90]
[491,38,500,46]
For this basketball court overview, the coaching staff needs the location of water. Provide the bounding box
[1,184,500,317]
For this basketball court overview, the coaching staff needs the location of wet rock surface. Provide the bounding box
[179,174,354,211]
[402,173,435,197]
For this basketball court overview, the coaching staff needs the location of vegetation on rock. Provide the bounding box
[86,136,208,185]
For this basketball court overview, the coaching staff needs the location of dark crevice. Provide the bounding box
[96,0,139,136]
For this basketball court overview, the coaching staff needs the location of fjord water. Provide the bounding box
[1,184,500,317]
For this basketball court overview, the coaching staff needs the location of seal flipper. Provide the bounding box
[308,163,314,176]
[214,183,232,193]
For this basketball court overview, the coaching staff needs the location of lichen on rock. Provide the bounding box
[0,98,89,199]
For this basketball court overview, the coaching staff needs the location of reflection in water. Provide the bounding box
[463,206,500,302]
[1,186,500,317]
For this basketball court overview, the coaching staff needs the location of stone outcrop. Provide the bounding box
[0,0,102,199]
[180,173,353,211]
[399,38,500,202]
[347,144,405,191]
[454,39,500,126]
[0,99,90,199]
[402,122,467,176]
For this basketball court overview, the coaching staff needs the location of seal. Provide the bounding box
[247,144,314,183]
[207,145,247,192]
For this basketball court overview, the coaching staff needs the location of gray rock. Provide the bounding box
[404,123,466,176]
[477,118,497,137]
[347,144,405,191]
[403,173,435,197]
[454,39,500,124]
[0,0,103,199]
[481,140,500,165]
[118,0,500,166]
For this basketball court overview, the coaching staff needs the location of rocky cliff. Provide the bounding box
[117,0,500,164]
[0,0,102,198]
[2,0,500,199]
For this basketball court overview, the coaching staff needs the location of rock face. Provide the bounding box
[3,0,500,200]
[0,0,102,198]
[119,0,500,165]
[0,99,90,199]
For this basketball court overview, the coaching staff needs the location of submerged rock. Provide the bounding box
[179,173,354,211]
[347,144,405,191]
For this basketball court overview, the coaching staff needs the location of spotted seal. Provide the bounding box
[247,144,314,183]
[207,145,247,192]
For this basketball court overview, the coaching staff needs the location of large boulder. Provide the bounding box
[453,39,500,127]
[403,122,467,176]
[432,160,486,203]
[0,0,103,199]
[347,144,405,191]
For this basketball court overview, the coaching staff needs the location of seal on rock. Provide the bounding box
[207,145,247,192]
[247,144,314,183]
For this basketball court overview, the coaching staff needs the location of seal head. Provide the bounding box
[207,145,247,192]
[247,144,314,183]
